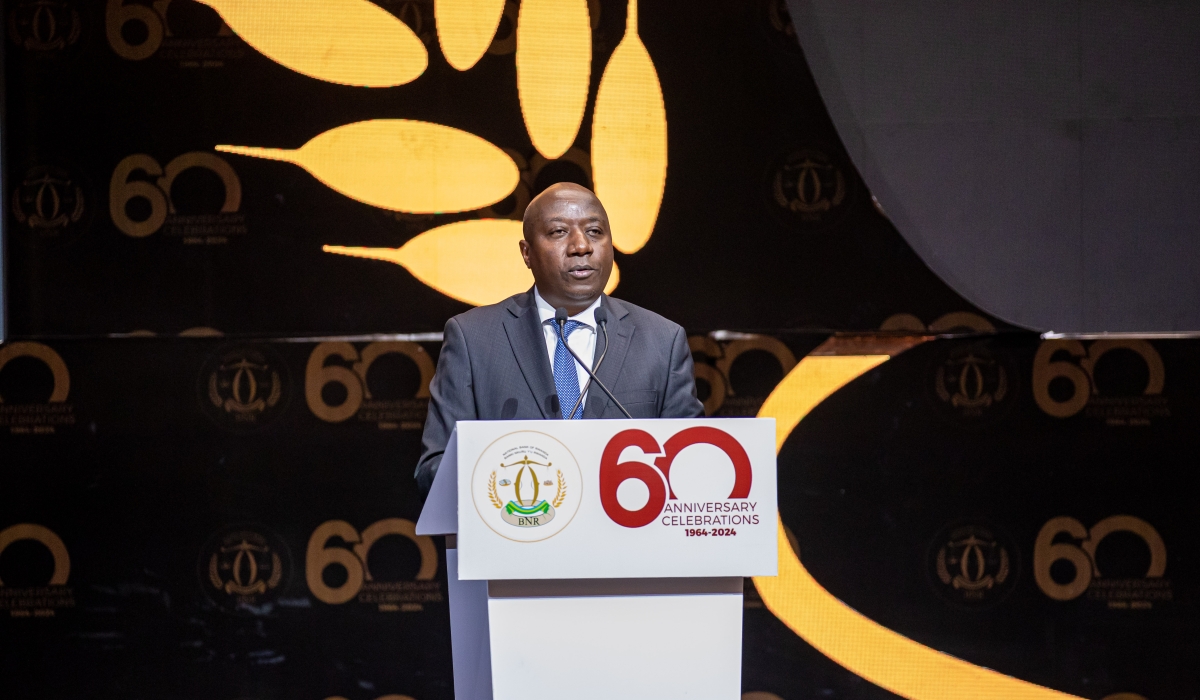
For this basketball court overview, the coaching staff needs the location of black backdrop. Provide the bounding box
[2,1,1197,699]
[2,0,1000,337]
[2,334,1197,698]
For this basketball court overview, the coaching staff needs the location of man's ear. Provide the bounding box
[519,239,531,269]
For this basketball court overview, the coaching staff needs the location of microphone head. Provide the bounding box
[554,307,569,324]
[594,307,609,325]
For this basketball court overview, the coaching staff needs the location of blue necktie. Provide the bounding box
[551,320,585,419]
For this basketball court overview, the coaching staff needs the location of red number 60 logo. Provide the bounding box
[599,427,752,528]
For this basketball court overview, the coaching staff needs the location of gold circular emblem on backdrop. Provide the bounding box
[196,344,291,432]
[927,342,1016,426]
[198,524,292,614]
[7,0,81,53]
[10,164,89,244]
[925,521,1019,609]
[768,147,851,228]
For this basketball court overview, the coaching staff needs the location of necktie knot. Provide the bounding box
[557,319,585,338]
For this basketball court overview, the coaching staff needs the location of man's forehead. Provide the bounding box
[538,195,605,219]
[540,191,599,209]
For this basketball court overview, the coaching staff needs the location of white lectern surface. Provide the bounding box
[457,418,777,580]
[416,419,777,700]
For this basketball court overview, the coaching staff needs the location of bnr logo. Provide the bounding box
[471,431,583,543]
[600,427,752,528]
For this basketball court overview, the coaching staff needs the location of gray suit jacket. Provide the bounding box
[415,290,704,494]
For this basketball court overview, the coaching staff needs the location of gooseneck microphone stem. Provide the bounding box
[567,318,610,420]
[556,307,632,419]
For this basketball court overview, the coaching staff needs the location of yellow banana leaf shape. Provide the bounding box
[754,350,1084,700]
[437,0,506,71]
[195,0,427,87]
[516,0,591,160]
[592,0,667,254]
[217,120,520,214]
[323,219,620,306]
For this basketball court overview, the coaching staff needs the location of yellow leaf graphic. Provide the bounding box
[217,120,520,214]
[323,219,619,306]
[516,0,591,160]
[436,0,505,71]
[196,0,427,87]
[592,0,667,254]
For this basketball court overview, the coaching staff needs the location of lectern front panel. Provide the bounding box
[456,418,778,581]
[487,577,744,700]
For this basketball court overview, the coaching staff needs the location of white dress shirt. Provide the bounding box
[534,287,601,411]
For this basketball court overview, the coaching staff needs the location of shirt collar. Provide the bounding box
[533,287,601,329]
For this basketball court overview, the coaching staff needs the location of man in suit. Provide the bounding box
[415,182,704,494]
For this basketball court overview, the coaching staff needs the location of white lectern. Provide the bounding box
[416,418,777,700]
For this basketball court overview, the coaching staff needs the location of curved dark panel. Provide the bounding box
[787,0,1200,332]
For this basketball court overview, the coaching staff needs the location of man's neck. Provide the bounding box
[534,287,600,317]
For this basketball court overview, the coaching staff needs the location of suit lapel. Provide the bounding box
[584,295,634,419]
[502,290,556,418]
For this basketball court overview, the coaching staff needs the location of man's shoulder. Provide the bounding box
[445,291,685,338]
[446,291,531,333]
[606,296,684,337]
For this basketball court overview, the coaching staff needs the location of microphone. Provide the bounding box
[566,306,612,419]
[555,306,632,419]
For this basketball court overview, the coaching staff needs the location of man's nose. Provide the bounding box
[566,228,593,255]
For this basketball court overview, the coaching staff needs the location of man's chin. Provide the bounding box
[560,275,606,295]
